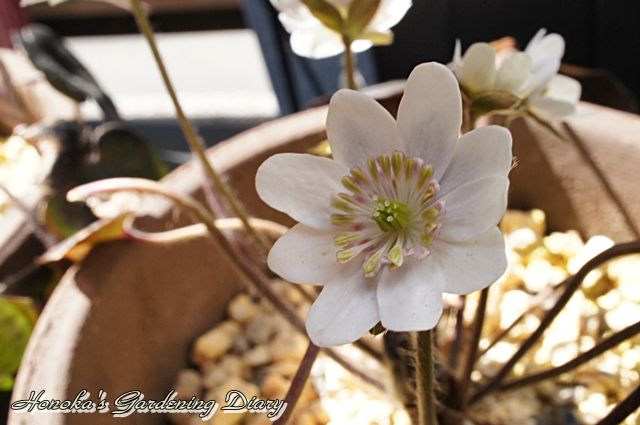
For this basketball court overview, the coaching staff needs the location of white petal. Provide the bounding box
[256,153,346,229]
[526,33,564,90]
[268,223,341,284]
[368,0,412,31]
[437,175,509,242]
[289,28,345,59]
[430,227,507,295]
[524,28,548,52]
[439,126,512,196]
[377,257,444,331]
[306,265,380,346]
[528,95,576,122]
[545,75,582,104]
[327,90,398,168]
[396,62,462,179]
[495,52,532,95]
[460,43,497,94]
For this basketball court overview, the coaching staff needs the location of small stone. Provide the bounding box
[227,294,260,324]
[173,369,202,399]
[270,334,307,362]
[244,345,272,367]
[246,314,278,345]
[261,373,289,399]
[193,325,237,365]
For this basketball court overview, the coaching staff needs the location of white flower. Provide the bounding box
[270,0,412,59]
[451,29,581,122]
[256,63,511,347]
[523,29,582,122]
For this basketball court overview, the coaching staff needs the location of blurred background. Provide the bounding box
[2,0,639,168]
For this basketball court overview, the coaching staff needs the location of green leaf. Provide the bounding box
[0,297,37,391]
[470,91,521,119]
[347,0,380,38]
[301,0,344,33]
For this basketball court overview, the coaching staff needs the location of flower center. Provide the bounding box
[330,151,445,278]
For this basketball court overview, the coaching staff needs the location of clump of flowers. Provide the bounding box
[256,62,513,347]
[451,28,582,126]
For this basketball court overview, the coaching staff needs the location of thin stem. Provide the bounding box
[595,384,640,425]
[499,319,640,391]
[470,240,640,405]
[274,342,320,425]
[342,36,358,90]
[69,178,385,390]
[415,330,439,425]
[128,0,271,253]
[0,183,56,248]
[459,287,488,409]
[448,295,466,371]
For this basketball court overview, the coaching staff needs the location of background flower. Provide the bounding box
[451,29,582,122]
[256,63,512,346]
[270,0,412,59]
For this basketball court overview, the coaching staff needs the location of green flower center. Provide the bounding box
[372,197,411,233]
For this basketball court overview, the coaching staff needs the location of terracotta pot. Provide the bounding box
[8,86,640,425]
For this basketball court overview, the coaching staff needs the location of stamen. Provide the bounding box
[330,151,445,278]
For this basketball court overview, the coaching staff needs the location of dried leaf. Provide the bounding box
[38,214,130,263]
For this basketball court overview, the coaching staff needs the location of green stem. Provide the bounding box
[415,330,438,425]
[342,35,358,90]
[128,0,271,253]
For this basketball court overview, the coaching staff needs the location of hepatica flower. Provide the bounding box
[451,29,581,122]
[256,63,512,346]
[270,0,412,59]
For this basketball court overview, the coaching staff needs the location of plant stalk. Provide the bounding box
[128,0,270,253]
[274,342,320,425]
[342,36,358,90]
[459,287,488,409]
[415,330,439,425]
[470,240,640,404]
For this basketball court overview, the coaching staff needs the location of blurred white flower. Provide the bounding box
[523,29,582,122]
[270,0,412,59]
[451,29,581,122]
[256,63,511,346]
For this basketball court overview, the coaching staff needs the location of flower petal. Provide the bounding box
[546,75,582,104]
[327,90,398,168]
[528,96,576,122]
[368,0,412,31]
[256,153,346,229]
[306,265,380,346]
[460,43,497,94]
[396,62,462,179]
[430,227,507,295]
[495,52,532,95]
[437,175,509,242]
[377,257,444,331]
[268,223,341,284]
[289,27,345,59]
[439,125,512,196]
[526,33,564,90]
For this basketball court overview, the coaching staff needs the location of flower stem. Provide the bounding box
[499,319,640,391]
[342,35,358,90]
[415,330,439,425]
[459,287,488,409]
[595,384,640,425]
[470,240,640,405]
[274,342,320,425]
[128,0,270,253]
